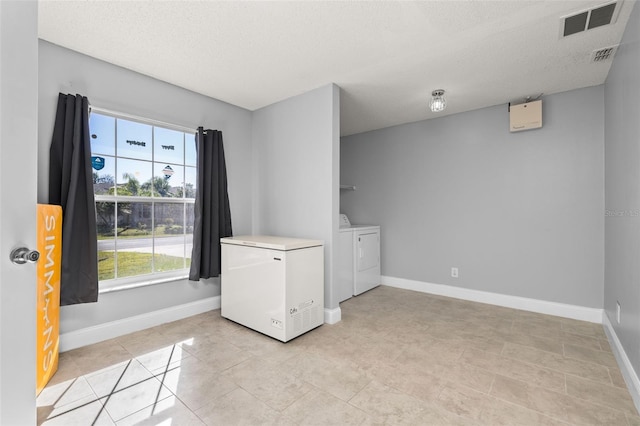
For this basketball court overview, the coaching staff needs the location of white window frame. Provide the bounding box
[90,107,197,293]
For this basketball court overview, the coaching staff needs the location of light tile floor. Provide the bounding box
[38,286,640,425]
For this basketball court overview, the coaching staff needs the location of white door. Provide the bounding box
[354,231,380,295]
[357,232,380,272]
[0,1,38,424]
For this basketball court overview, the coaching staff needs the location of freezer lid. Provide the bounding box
[220,235,323,251]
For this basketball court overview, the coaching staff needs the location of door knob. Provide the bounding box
[10,247,40,264]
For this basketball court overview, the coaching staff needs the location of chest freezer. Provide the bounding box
[220,235,324,342]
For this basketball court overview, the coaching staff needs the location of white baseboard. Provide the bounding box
[324,307,341,324]
[382,276,603,323]
[59,296,221,352]
[602,311,640,413]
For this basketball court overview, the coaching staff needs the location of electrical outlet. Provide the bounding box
[451,267,459,278]
[617,301,621,324]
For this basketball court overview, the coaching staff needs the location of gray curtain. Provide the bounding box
[49,93,98,305]
[189,128,232,280]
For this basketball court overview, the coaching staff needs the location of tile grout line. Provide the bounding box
[488,392,574,426]
[487,375,496,395]
[502,341,616,382]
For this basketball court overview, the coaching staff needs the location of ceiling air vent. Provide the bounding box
[561,1,622,38]
[591,45,619,62]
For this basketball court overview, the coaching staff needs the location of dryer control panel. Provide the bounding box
[339,214,351,228]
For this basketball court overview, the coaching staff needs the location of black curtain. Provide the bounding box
[189,128,232,281]
[49,93,98,305]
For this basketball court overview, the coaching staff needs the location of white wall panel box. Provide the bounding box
[510,100,542,132]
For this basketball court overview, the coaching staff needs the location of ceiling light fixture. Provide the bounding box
[429,89,446,113]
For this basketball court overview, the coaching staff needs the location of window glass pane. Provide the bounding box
[154,203,186,272]
[92,155,115,195]
[153,163,184,198]
[89,113,115,156]
[96,202,116,281]
[185,132,197,166]
[93,111,197,284]
[154,127,184,165]
[117,119,152,160]
[184,166,197,199]
[116,202,152,278]
[117,158,152,196]
[185,203,194,268]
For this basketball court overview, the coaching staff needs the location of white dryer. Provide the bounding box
[337,214,381,302]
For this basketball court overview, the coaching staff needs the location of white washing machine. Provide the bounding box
[221,235,324,342]
[337,214,381,302]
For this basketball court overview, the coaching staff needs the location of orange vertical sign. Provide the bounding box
[36,204,62,395]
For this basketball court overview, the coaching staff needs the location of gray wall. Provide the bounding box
[38,41,253,333]
[252,84,340,309]
[604,1,640,380]
[341,87,604,308]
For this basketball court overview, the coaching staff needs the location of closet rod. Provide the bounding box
[89,105,198,135]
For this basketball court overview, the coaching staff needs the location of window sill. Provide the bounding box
[99,273,190,294]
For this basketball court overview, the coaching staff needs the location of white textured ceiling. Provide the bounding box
[38,1,635,136]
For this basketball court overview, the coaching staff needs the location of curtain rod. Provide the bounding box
[89,105,199,135]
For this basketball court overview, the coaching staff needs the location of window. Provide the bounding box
[90,111,196,289]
